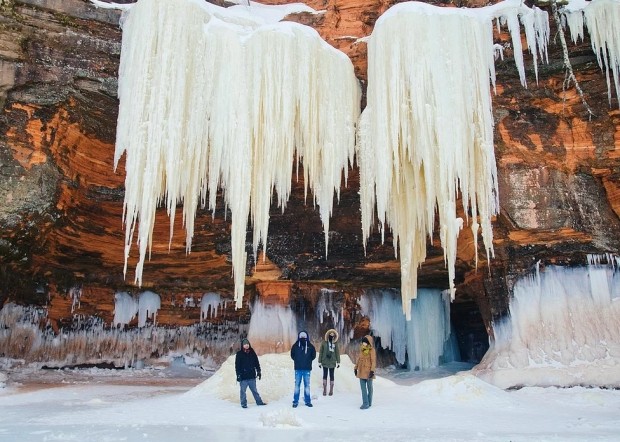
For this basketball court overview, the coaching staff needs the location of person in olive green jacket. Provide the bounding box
[318,328,340,396]
[354,334,376,409]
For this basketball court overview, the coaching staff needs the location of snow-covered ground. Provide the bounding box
[0,354,618,442]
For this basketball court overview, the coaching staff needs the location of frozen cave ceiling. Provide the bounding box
[0,0,619,336]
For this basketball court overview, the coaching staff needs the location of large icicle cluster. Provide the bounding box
[114,0,360,308]
[475,257,620,388]
[358,1,549,318]
[563,0,620,108]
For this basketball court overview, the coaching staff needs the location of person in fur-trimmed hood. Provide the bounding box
[290,330,316,407]
[354,334,376,409]
[318,328,340,396]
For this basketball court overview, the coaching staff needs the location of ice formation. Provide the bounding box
[200,292,221,321]
[315,288,345,334]
[247,298,297,354]
[69,286,82,314]
[113,291,138,327]
[137,291,161,327]
[0,303,246,367]
[358,1,549,319]
[475,255,620,388]
[359,288,458,370]
[563,0,620,107]
[112,0,360,308]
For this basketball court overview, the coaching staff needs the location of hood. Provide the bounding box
[362,334,374,348]
[324,328,339,342]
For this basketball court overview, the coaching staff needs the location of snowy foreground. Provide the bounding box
[0,354,619,442]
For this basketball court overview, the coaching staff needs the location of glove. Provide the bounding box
[236,374,241,382]
[318,364,322,369]
[354,369,357,376]
[257,371,261,380]
[337,364,340,368]
[369,371,375,379]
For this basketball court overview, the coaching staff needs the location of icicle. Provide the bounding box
[359,1,548,319]
[137,291,161,327]
[563,0,620,108]
[200,292,221,321]
[113,292,138,327]
[247,298,297,354]
[69,286,82,314]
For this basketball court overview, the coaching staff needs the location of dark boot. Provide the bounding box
[322,380,327,396]
[329,381,334,396]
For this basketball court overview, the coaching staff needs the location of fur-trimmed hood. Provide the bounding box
[323,328,339,342]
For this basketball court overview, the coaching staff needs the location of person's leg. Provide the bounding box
[322,367,328,395]
[359,379,369,409]
[248,378,265,405]
[368,379,373,407]
[303,370,312,405]
[329,368,335,395]
[239,379,248,408]
[293,370,301,406]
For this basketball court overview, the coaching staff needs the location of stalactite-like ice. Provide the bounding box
[247,298,297,354]
[113,292,138,327]
[315,288,345,335]
[200,292,221,322]
[138,291,161,327]
[475,258,620,388]
[69,286,82,314]
[359,288,457,370]
[563,0,620,108]
[358,1,549,319]
[113,0,360,309]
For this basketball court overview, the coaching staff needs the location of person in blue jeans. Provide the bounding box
[235,338,267,408]
[290,330,316,407]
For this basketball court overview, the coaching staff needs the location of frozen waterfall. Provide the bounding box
[475,255,620,388]
[359,288,459,371]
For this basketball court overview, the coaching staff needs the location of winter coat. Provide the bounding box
[235,340,261,381]
[318,328,340,369]
[290,330,316,371]
[354,335,376,380]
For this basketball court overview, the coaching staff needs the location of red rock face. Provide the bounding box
[0,0,618,366]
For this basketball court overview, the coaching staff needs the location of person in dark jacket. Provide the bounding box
[318,328,340,396]
[290,330,316,407]
[235,338,266,408]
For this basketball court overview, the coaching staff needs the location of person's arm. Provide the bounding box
[369,348,377,378]
[318,342,324,365]
[335,344,340,364]
[254,352,261,379]
[235,353,241,381]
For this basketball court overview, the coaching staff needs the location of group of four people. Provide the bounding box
[234,329,377,409]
